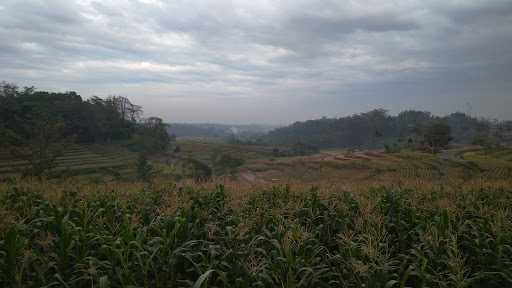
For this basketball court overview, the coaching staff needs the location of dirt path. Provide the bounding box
[438,147,483,171]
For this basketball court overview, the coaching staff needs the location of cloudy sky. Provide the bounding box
[1,0,511,124]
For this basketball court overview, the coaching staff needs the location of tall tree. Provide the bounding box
[422,121,452,153]
[8,110,68,177]
[130,117,171,153]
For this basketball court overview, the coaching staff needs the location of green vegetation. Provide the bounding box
[0,83,171,177]
[265,110,496,149]
[212,152,245,175]
[0,144,138,180]
[0,83,140,145]
[136,155,155,183]
[2,82,512,287]
[0,180,511,287]
[422,121,452,153]
[130,117,171,153]
[184,158,213,181]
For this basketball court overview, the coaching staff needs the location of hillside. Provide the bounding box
[0,144,137,180]
[264,110,492,149]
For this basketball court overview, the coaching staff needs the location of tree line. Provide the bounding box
[264,109,503,151]
[0,82,170,176]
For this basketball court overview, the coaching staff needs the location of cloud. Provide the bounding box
[0,0,511,123]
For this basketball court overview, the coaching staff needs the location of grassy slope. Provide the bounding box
[2,140,511,186]
[236,146,512,188]
[0,144,137,179]
[176,139,273,164]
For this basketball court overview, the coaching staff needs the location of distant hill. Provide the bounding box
[263,110,494,149]
[167,123,279,140]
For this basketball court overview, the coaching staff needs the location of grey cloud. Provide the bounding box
[438,0,512,24]
[284,12,417,39]
[0,0,511,123]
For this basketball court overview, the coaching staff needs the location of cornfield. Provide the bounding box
[0,179,511,287]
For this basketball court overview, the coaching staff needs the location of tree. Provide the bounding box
[0,83,22,146]
[442,112,491,143]
[185,158,212,182]
[136,154,154,182]
[423,121,452,153]
[395,110,432,138]
[110,95,142,122]
[1,84,70,177]
[85,96,139,142]
[1,82,142,145]
[9,112,68,177]
[130,117,171,153]
[212,152,244,175]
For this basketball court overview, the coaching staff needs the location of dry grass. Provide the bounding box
[1,145,511,287]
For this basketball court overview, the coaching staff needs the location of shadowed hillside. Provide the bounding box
[264,109,494,149]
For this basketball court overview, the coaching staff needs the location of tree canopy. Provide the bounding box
[0,82,143,144]
[0,82,171,176]
[264,109,494,149]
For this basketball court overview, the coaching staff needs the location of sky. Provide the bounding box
[1,0,511,124]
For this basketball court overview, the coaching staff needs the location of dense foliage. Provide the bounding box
[212,153,245,175]
[0,82,171,176]
[0,82,140,144]
[264,109,494,149]
[0,181,511,287]
[130,117,171,153]
[423,122,453,153]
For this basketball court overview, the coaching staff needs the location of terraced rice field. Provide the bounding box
[176,140,274,165]
[237,146,512,189]
[0,144,137,179]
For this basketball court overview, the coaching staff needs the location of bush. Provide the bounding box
[212,153,244,175]
[184,158,212,181]
[129,117,170,154]
[136,154,154,182]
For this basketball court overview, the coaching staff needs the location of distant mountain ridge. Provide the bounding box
[263,110,498,149]
[167,111,511,149]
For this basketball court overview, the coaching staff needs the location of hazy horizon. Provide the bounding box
[1,0,511,124]
[165,107,510,127]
